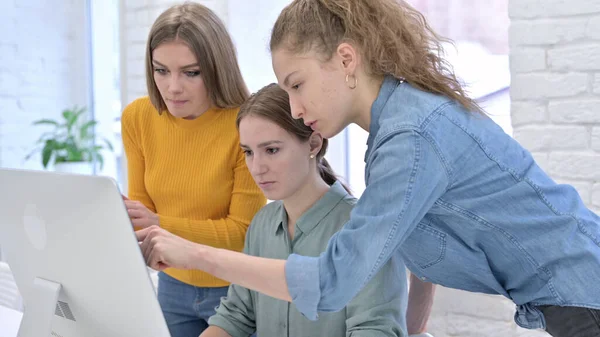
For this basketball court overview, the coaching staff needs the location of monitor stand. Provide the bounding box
[17,277,61,337]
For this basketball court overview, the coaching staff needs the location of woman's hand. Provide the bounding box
[124,199,159,229]
[135,226,201,271]
[136,226,291,303]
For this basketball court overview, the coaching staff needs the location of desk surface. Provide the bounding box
[0,305,22,337]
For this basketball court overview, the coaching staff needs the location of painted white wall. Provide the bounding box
[0,0,90,170]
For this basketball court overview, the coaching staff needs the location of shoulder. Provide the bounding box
[325,186,357,228]
[216,106,241,123]
[372,83,471,159]
[336,192,357,214]
[379,83,458,133]
[121,96,158,125]
[209,106,241,136]
[220,106,241,118]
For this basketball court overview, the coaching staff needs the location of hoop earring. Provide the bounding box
[345,74,357,89]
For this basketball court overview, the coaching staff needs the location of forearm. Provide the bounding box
[159,215,248,250]
[200,326,233,337]
[346,331,399,337]
[346,312,407,337]
[406,273,436,335]
[194,244,291,302]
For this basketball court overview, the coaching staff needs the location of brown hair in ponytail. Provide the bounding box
[237,83,351,194]
[317,157,340,187]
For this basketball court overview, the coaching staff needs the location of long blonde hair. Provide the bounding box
[270,0,481,113]
[145,3,249,113]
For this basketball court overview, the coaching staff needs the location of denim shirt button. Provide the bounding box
[421,276,426,281]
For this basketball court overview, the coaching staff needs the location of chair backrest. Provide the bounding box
[0,261,23,311]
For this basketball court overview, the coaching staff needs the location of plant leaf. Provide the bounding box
[103,138,114,151]
[96,153,104,170]
[80,120,97,140]
[64,106,85,135]
[62,109,75,123]
[72,106,87,127]
[65,140,83,161]
[24,147,41,161]
[74,106,86,116]
[41,140,55,168]
[80,119,96,129]
[33,119,59,126]
[82,148,98,163]
[31,105,101,168]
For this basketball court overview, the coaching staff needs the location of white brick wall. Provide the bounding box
[510,0,600,18]
[509,0,600,215]
[0,0,89,169]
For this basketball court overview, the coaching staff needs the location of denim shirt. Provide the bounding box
[285,75,600,330]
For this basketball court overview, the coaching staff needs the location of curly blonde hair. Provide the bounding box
[270,0,481,113]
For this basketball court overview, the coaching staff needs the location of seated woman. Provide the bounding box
[200,83,408,336]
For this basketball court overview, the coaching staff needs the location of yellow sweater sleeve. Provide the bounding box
[158,148,265,250]
[121,102,156,213]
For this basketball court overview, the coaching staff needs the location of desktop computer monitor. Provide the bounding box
[0,168,171,337]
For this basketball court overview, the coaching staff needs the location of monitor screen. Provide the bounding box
[0,168,171,337]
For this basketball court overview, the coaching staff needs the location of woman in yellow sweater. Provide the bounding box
[120,3,266,337]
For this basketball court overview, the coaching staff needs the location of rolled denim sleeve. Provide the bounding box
[285,130,448,320]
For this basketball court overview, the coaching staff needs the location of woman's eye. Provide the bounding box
[185,70,201,77]
[154,68,167,74]
[266,147,279,155]
[243,149,253,156]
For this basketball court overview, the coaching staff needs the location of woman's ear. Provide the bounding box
[337,42,359,75]
[308,132,323,156]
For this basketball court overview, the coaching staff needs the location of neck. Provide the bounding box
[353,74,385,132]
[181,100,214,120]
[283,172,330,229]
[183,105,211,120]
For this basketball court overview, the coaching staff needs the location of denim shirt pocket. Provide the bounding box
[402,220,447,269]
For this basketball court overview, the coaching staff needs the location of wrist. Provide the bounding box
[191,244,216,273]
[408,328,426,335]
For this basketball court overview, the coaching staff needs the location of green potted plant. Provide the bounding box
[25,106,114,174]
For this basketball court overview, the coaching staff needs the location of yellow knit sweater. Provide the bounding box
[121,97,266,287]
